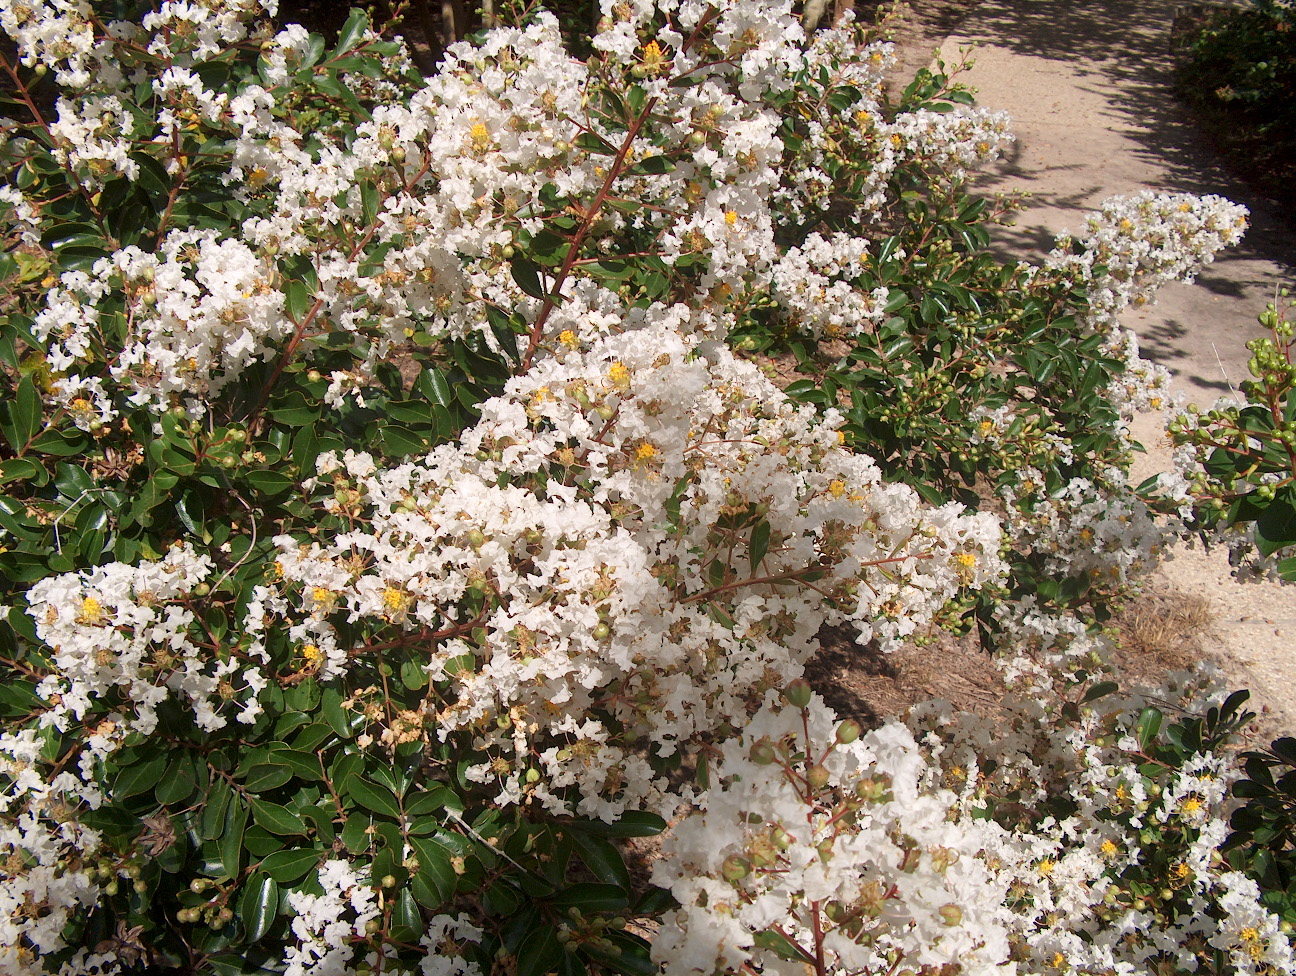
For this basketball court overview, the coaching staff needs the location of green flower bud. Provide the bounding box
[783,678,813,709]
[806,764,831,790]
[721,855,750,881]
[749,740,776,765]
[836,719,862,744]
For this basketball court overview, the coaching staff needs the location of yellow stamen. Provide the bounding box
[76,596,107,626]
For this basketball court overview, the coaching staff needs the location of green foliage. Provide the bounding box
[1173,3,1296,203]
[1229,736,1296,925]
[1168,291,1296,580]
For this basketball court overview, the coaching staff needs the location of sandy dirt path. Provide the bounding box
[929,0,1296,732]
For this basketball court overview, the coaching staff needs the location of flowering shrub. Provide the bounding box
[0,0,1284,973]
[1166,289,1296,582]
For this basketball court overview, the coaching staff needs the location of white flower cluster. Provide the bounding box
[905,624,1295,976]
[652,692,1018,976]
[0,0,114,90]
[36,231,289,410]
[284,860,380,976]
[255,323,1002,820]
[0,734,107,974]
[17,0,1027,418]
[1046,191,1249,332]
[1001,465,1170,585]
[768,232,890,338]
[24,542,268,735]
[773,18,1012,221]
[1102,326,1179,415]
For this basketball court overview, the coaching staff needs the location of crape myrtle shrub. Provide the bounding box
[0,0,1285,973]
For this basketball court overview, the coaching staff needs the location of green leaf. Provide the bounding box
[411,836,458,907]
[244,469,294,495]
[348,777,402,819]
[155,752,198,805]
[322,687,354,738]
[332,8,369,55]
[1136,707,1164,752]
[259,848,324,884]
[752,929,815,964]
[243,763,295,793]
[0,457,44,486]
[284,280,314,323]
[1257,489,1296,556]
[239,873,279,943]
[1082,681,1119,704]
[417,368,454,408]
[7,374,41,450]
[340,812,373,854]
[516,926,562,976]
[202,778,233,840]
[113,755,167,799]
[568,811,665,838]
[510,257,546,300]
[221,797,249,879]
[379,424,427,458]
[627,154,675,175]
[250,799,308,837]
[749,519,770,573]
[570,831,630,887]
[389,888,422,943]
[549,883,629,913]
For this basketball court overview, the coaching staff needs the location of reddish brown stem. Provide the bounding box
[518,96,659,372]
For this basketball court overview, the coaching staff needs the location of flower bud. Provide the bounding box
[721,854,751,881]
[938,904,963,926]
[749,740,776,765]
[782,678,812,709]
[836,719,861,744]
[805,764,830,790]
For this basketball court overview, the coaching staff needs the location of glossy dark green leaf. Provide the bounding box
[510,257,546,300]
[516,926,561,976]
[549,883,628,913]
[389,888,422,943]
[348,777,402,819]
[243,763,295,793]
[113,755,167,799]
[341,813,373,854]
[250,799,308,837]
[155,752,198,805]
[239,873,279,943]
[410,836,457,906]
[1082,681,1119,704]
[259,848,324,884]
[221,796,249,879]
[749,519,770,572]
[569,831,630,887]
[1136,707,1164,752]
[244,470,294,495]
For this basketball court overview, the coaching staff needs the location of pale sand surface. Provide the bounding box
[929,0,1296,733]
